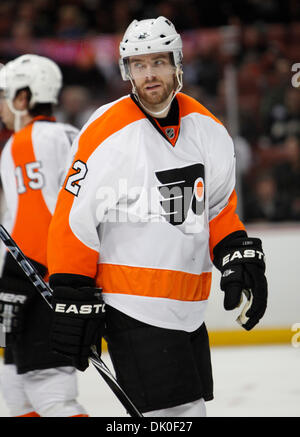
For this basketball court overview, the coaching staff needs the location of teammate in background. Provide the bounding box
[47,17,268,417]
[0,55,88,417]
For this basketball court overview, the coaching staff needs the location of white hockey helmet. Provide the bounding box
[0,54,62,107]
[119,16,183,81]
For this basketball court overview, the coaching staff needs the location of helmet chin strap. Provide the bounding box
[6,99,28,132]
[129,67,183,117]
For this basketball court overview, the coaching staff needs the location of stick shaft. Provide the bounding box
[0,224,143,417]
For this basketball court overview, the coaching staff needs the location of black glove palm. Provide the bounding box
[213,236,268,330]
[51,286,105,371]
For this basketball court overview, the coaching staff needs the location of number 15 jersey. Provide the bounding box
[0,116,78,269]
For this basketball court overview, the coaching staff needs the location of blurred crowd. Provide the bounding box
[0,0,299,38]
[0,0,300,223]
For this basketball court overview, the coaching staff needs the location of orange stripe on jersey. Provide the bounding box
[15,411,40,417]
[69,414,89,417]
[177,92,223,125]
[48,97,146,278]
[209,190,245,260]
[97,264,212,302]
[11,123,52,267]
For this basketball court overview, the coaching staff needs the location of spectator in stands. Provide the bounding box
[243,170,291,222]
[55,4,87,39]
[273,135,300,220]
[264,87,300,145]
[255,86,300,177]
[54,85,96,128]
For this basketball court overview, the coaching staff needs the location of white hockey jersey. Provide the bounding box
[0,116,78,270]
[48,93,245,331]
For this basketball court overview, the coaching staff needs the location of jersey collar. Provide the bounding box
[28,115,56,125]
[130,94,181,147]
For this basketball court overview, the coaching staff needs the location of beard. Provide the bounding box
[135,76,176,108]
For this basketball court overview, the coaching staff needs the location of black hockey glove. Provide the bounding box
[213,235,268,330]
[0,277,36,335]
[51,286,105,371]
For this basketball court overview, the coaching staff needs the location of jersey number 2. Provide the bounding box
[65,160,88,196]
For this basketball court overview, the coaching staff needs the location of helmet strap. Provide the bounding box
[6,98,28,132]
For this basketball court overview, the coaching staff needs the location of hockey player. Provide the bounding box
[0,54,88,417]
[47,17,268,417]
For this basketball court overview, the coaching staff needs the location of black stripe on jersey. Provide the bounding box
[34,119,56,122]
[130,94,180,146]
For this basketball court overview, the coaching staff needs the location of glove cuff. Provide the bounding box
[213,230,248,260]
[52,286,104,319]
[213,236,265,272]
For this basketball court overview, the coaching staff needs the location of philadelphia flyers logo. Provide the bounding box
[155,163,205,226]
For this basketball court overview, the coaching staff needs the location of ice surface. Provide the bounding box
[1,344,299,417]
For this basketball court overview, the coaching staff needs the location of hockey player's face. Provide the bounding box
[0,90,29,131]
[0,92,14,131]
[129,53,176,108]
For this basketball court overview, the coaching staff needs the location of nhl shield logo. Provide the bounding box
[165,128,175,139]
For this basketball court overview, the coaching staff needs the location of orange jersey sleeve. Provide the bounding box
[47,97,146,279]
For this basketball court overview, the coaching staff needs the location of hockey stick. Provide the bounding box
[0,224,143,418]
